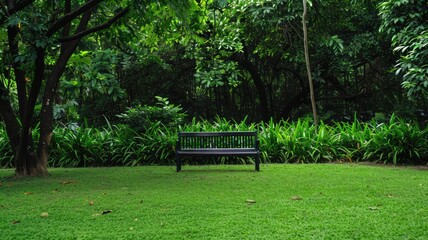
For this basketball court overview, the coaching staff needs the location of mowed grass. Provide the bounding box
[0,164,427,239]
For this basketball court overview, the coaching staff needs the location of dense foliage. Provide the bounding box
[379,0,428,99]
[35,0,426,125]
[1,0,427,174]
[1,115,427,168]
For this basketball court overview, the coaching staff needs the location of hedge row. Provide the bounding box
[1,116,427,167]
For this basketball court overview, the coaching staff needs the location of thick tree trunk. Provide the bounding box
[4,0,43,176]
[38,51,77,167]
[38,10,91,166]
[15,48,47,177]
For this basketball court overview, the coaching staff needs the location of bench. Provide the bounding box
[175,131,260,172]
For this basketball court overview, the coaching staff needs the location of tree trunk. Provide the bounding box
[38,10,91,167]
[302,0,319,126]
[15,48,47,177]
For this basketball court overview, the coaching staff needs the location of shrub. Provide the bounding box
[117,96,186,133]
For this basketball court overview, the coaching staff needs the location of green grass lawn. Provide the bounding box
[0,164,427,239]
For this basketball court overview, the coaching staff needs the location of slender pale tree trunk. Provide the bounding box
[302,0,319,126]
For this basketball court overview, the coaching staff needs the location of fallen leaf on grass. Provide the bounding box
[92,210,113,217]
[61,181,77,185]
[368,206,379,211]
[40,212,49,218]
[245,199,256,204]
[24,192,33,195]
[102,210,112,215]
[89,201,94,206]
[291,196,303,201]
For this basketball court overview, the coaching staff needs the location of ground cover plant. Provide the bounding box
[1,115,428,168]
[0,164,427,239]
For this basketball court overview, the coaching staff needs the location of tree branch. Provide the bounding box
[13,0,34,12]
[61,0,72,53]
[47,0,103,37]
[0,0,34,25]
[58,8,129,43]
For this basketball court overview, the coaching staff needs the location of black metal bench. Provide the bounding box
[175,131,260,172]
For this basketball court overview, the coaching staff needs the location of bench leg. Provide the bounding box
[176,155,181,172]
[255,155,260,172]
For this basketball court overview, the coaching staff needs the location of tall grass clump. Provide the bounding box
[361,115,428,165]
[260,119,351,163]
[258,116,428,165]
[334,118,373,161]
[258,119,290,163]
[49,122,178,167]
[49,123,143,167]
[134,121,177,165]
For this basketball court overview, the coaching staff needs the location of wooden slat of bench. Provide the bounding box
[179,132,257,149]
[179,131,256,137]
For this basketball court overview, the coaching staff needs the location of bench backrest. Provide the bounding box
[177,131,258,150]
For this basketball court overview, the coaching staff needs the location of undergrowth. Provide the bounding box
[0,115,427,167]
